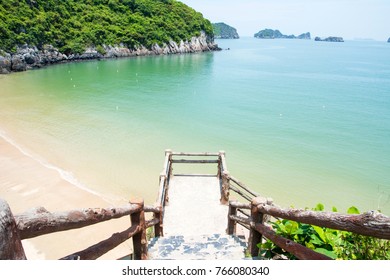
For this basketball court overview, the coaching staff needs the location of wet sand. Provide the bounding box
[0,136,134,260]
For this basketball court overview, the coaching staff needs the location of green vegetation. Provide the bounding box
[259,204,390,260]
[254,29,283,39]
[212,22,239,39]
[254,28,311,39]
[0,0,213,54]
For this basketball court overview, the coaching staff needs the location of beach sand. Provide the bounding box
[0,136,136,260]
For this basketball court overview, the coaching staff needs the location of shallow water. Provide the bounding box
[1,38,389,214]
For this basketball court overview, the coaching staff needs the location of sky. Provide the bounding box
[179,0,390,41]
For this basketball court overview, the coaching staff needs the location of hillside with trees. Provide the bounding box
[254,29,311,40]
[212,22,239,39]
[0,0,214,54]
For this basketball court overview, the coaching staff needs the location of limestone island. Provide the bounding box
[254,29,311,39]
[388,37,390,43]
[0,0,220,74]
[315,36,344,42]
[212,23,239,39]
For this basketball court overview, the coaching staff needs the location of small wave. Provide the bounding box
[0,129,105,200]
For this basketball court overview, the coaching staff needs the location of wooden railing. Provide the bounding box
[157,150,229,210]
[0,197,160,260]
[0,149,228,260]
[227,196,390,260]
[5,150,387,260]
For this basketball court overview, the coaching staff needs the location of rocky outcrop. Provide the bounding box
[388,37,390,43]
[0,52,12,74]
[297,32,311,40]
[212,23,239,39]
[0,32,220,74]
[254,29,311,40]
[315,36,344,42]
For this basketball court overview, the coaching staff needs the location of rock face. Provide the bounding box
[0,31,220,74]
[212,23,239,39]
[254,29,311,39]
[315,36,344,42]
[0,52,12,74]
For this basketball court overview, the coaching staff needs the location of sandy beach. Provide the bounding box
[0,135,135,260]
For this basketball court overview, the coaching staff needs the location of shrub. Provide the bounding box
[259,204,390,260]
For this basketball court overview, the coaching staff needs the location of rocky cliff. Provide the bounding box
[0,32,220,74]
[212,23,239,39]
[254,29,311,39]
[388,37,390,43]
[315,36,344,42]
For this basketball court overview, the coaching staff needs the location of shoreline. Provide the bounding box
[0,132,133,260]
[0,32,221,74]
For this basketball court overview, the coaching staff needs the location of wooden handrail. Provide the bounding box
[144,205,161,214]
[15,204,141,239]
[15,203,143,240]
[1,197,159,260]
[256,203,390,240]
[229,200,251,209]
[228,190,390,260]
[229,184,253,202]
[171,152,220,157]
[229,175,259,198]
[171,159,219,164]
[60,224,140,260]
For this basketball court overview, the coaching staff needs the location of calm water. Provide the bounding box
[1,38,390,214]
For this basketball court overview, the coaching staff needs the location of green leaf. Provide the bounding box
[314,203,324,211]
[310,234,324,246]
[314,248,337,259]
[312,225,326,243]
[332,206,338,212]
[324,231,339,247]
[347,206,360,214]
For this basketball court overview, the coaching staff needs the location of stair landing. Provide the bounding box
[163,175,228,236]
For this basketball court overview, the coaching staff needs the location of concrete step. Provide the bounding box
[148,234,247,260]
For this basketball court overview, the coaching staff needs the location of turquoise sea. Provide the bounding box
[1,38,389,214]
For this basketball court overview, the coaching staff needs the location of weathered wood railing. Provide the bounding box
[156,150,230,216]
[227,195,390,260]
[0,197,161,260]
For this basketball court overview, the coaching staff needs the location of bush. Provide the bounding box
[96,45,106,55]
[259,204,390,260]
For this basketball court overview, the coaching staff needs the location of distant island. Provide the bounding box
[388,37,390,43]
[212,23,239,39]
[254,29,311,39]
[315,37,344,42]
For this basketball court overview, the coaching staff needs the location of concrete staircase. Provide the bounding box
[148,234,247,260]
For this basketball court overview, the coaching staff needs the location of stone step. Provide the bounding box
[148,234,247,260]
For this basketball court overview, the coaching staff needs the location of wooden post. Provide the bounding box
[153,204,163,237]
[227,201,238,235]
[159,173,169,206]
[217,151,225,178]
[248,197,267,258]
[220,171,230,205]
[165,149,173,177]
[130,199,148,260]
[0,198,26,260]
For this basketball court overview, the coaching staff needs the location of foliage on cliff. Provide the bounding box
[254,28,310,40]
[0,0,214,54]
[212,22,239,39]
